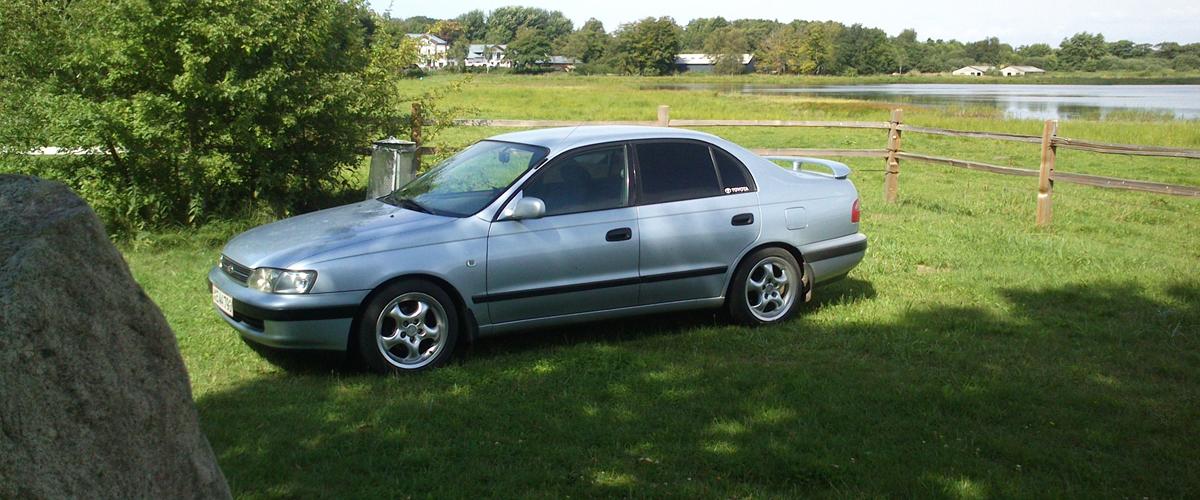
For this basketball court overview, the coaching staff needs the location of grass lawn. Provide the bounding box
[123,76,1200,498]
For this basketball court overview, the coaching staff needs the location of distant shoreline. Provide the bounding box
[435,71,1200,86]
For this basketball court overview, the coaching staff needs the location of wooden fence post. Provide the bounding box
[657,105,670,126]
[1036,119,1058,226]
[410,102,424,171]
[884,108,903,203]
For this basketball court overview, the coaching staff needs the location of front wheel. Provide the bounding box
[728,248,805,326]
[357,280,459,374]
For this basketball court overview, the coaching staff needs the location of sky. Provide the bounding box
[368,0,1200,46]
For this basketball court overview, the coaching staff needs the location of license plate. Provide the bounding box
[212,285,234,317]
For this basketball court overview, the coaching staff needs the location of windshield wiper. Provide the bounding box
[394,196,431,214]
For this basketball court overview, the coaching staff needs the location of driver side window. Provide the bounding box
[521,145,630,217]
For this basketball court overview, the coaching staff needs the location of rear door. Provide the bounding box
[634,141,760,304]
[484,144,639,324]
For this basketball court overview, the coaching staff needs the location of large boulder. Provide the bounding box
[0,175,230,499]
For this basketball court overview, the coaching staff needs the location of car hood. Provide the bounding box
[222,199,451,268]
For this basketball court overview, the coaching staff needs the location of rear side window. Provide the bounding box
[636,142,722,204]
[712,147,754,193]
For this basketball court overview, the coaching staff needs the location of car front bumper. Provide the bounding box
[208,267,369,351]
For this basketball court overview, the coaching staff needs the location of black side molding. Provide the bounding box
[805,238,868,262]
[473,265,728,304]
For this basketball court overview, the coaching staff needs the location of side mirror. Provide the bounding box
[500,196,545,221]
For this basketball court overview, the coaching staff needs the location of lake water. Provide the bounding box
[651,83,1200,121]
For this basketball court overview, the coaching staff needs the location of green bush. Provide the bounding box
[0,0,435,234]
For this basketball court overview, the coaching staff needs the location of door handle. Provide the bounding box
[605,227,632,242]
[731,213,754,226]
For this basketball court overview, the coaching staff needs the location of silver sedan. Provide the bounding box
[209,126,867,373]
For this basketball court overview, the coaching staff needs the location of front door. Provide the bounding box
[484,144,639,324]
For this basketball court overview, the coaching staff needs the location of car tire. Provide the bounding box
[728,247,805,326]
[357,279,459,374]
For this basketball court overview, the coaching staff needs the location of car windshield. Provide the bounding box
[382,140,548,217]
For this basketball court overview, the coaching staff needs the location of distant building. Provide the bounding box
[1000,65,1046,76]
[465,44,510,69]
[952,65,995,76]
[407,34,451,69]
[675,53,756,73]
[541,56,579,71]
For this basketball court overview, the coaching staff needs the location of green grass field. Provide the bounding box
[124,75,1200,497]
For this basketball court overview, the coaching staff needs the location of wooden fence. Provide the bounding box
[431,104,1200,226]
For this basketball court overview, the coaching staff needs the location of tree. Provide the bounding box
[796,21,842,75]
[507,27,552,73]
[612,17,682,75]
[562,18,610,63]
[681,17,728,51]
[485,6,572,45]
[728,19,783,51]
[835,24,894,75]
[1017,43,1054,58]
[892,29,925,73]
[0,0,422,231]
[757,26,804,74]
[1059,32,1107,70]
[455,9,486,41]
[964,37,1011,66]
[704,26,751,74]
[428,20,464,44]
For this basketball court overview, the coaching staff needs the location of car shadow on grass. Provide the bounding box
[194,280,1198,498]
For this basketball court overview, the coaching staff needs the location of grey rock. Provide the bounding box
[0,175,230,499]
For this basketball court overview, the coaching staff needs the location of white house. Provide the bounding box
[674,53,755,73]
[465,44,510,69]
[1000,65,1046,76]
[951,65,995,76]
[407,33,451,69]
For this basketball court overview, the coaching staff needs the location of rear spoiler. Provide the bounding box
[765,156,852,180]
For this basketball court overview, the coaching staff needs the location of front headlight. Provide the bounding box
[248,268,317,294]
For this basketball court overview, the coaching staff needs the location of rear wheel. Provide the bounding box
[728,248,805,325]
[357,280,459,373]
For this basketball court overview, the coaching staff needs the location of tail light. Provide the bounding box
[851,198,861,223]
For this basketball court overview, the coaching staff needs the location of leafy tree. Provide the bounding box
[0,0,430,232]
[1153,42,1182,59]
[612,17,682,75]
[562,18,610,63]
[681,17,729,51]
[892,29,926,73]
[834,24,894,75]
[964,37,1012,66]
[428,20,464,44]
[728,19,784,51]
[507,27,552,73]
[1173,54,1200,71]
[456,9,487,41]
[756,26,804,74]
[1017,43,1054,58]
[485,6,572,45]
[1059,32,1107,70]
[795,21,842,74]
[704,27,751,74]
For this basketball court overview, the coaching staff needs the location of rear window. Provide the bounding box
[636,142,722,204]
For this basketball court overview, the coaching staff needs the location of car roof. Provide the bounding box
[487,126,724,156]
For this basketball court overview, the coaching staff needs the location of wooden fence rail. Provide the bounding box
[437,104,1200,226]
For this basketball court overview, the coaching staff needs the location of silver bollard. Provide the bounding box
[366,137,417,199]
